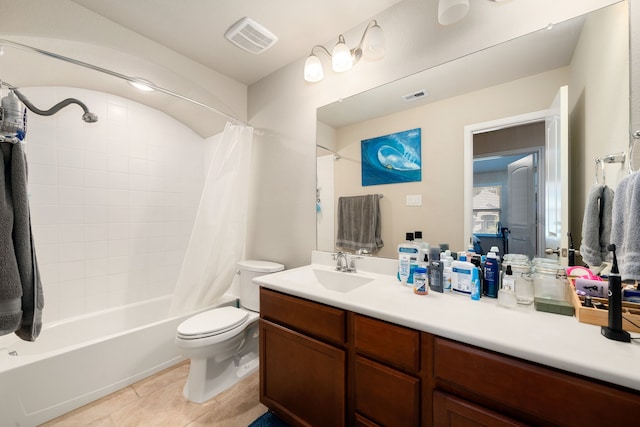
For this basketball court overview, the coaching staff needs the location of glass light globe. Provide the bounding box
[332,37,353,73]
[438,0,470,26]
[362,23,386,61]
[304,55,324,82]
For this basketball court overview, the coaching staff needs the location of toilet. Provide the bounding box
[175,260,284,403]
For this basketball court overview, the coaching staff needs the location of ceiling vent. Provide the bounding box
[224,17,278,54]
[401,90,428,102]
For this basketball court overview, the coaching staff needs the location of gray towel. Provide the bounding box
[611,172,640,282]
[336,194,383,252]
[0,142,43,341]
[580,184,614,267]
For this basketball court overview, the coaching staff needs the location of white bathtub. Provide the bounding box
[0,294,237,427]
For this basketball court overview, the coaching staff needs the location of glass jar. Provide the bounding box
[533,264,567,300]
[510,262,534,305]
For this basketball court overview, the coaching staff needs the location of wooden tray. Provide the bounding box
[569,288,640,333]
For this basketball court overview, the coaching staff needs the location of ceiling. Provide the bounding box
[70,0,405,86]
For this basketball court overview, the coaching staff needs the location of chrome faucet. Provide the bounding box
[335,252,348,272]
[348,256,363,273]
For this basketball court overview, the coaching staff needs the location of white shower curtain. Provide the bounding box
[170,122,253,315]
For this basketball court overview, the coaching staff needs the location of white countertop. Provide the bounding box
[255,251,640,392]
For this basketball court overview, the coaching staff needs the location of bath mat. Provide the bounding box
[248,411,289,427]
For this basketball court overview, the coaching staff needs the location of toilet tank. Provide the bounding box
[237,260,284,312]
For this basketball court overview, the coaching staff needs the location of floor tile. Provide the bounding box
[41,361,265,427]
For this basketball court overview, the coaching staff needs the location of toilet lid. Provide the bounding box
[177,306,249,338]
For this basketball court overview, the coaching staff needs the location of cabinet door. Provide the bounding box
[433,392,526,427]
[355,355,420,427]
[260,319,345,427]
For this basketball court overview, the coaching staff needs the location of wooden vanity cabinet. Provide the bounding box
[260,288,347,427]
[260,288,640,427]
[432,337,640,426]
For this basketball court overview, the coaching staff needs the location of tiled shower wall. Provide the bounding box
[21,87,206,323]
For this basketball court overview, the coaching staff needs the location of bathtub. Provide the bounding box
[0,294,237,427]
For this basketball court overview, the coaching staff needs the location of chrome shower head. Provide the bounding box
[12,88,98,124]
[82,111,98,123]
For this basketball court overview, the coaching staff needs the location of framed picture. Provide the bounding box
[361,128,422,186]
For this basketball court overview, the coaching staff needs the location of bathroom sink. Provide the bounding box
[277,266,375,293]
[312,268,374,292]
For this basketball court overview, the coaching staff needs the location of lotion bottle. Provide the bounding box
[398,233,419,285]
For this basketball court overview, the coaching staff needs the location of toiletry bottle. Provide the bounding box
[428,247,443,293]
[442,252,453,292]
[413,267,428,295]
[429,256,444,293]
[484,252,500,298]
[451,259,476,295]
[398,233,419,285]
[470,266,481,300]
[498,265,517,307]
[414,231,430,267]
[471,255,485,296]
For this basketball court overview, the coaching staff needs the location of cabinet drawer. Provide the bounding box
[434,338,640,426]
[354,314,420,372]
[354,355,420,427]
[433,391,526,427]
[260,288,346,346]
[355,413,381,427]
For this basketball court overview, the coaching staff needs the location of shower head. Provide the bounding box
[12,88,98,123]
[82,111,98,123]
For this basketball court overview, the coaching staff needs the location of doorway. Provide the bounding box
[465,118,546,258]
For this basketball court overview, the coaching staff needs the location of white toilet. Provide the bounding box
[175,260,284,403]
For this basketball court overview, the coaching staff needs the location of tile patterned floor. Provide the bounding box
[40,361,267,427]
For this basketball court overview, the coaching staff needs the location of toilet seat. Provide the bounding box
[177,307,249,340]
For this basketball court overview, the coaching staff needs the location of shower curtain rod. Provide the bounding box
[0,38,243,124]
[316,144,341,159]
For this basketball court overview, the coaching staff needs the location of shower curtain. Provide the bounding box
[170,122,253,315]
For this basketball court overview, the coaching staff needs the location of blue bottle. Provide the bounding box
[484,252,500,298]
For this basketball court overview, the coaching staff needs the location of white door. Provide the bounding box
[507,154,536,257]
[544,86,569,265]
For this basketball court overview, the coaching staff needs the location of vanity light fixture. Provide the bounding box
[438,0,470,25]
[303,20,385,83]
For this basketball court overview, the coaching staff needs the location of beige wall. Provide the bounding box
[333,68,570,259]
[569,1,629,263]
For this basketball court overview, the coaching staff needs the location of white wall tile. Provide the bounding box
[24,87,205,323]
[58,149,83,168]
[58,167,83,187]
[30,164,58,185]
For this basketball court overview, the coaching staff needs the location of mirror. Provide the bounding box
[317,1,629,261]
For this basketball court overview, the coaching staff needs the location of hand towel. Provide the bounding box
[0,144,23,336]
[611,171,640,282]
[580,184,614,267]
[0,142,43,341]
[336,194,383,253]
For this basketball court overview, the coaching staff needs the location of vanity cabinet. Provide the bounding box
[432,337,640,426]
[260,288,640,427]
[259,288,347,427]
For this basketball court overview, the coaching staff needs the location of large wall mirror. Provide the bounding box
[317,1,630,263]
